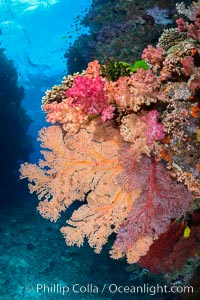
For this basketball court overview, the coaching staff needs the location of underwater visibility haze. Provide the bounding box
[0,0,200,299]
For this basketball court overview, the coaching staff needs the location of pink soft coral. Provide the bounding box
[177,8,200,42]
[142,45,164,71]
[105,69,168,112]
[66,75,114,121]
[181,56,200,91]
[141,110,164,146]
[181,56,195,76]
[85,60,102,77]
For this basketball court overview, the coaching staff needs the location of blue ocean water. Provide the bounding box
[0,1,196,299]
[0,0,92,162]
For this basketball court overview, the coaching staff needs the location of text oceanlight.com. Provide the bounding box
[26,283,194,296]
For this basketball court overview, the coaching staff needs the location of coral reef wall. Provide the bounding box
[21,0,200,273]
[19,2,200,295]
[65,0,192,74]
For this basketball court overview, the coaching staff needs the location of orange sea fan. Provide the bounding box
[61,183,138,253]
[20,125,90,221]
[20,118,139,247]
[60,120,142,252]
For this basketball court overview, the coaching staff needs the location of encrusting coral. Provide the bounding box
[20,3,200,276]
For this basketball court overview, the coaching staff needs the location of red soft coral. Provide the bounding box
[176,18,188,32]
[139,212,200,273]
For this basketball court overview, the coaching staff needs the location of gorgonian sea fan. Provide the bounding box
[111,156,193,263]
[20,119,139,253]
[138,214,200,273]
[20,122,193,262]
